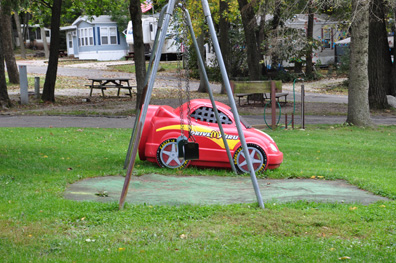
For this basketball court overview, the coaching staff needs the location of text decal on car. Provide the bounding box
[156,125,240,150]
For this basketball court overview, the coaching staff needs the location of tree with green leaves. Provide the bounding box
[368,0,391,109]
[40,0,63,102]
[1,0,20,84]
[237,0,261,80]
[129,0,146,110]
[347,0,373,127]
[0,20,12,109]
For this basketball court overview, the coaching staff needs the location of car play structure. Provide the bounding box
[138,99,283,173]
[120,0,283,210]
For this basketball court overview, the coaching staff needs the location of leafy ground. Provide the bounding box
[1,125,396,262]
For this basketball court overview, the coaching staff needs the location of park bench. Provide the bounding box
[230,80,288,106]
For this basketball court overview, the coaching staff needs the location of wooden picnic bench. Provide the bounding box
[125,52,134,60]
[230,80,288,106]
[86,78,136,97]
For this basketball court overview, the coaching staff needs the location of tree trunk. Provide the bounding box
[237,0,261,80]
[41,0,62,102]
[219,0,230,94]
[1,6,19,84]
[347,0,373,127]
[41,26,50,59]
[305,2,314,76]
[368,0,390,109]
[197,32,208,93]
[270,0,281,70]
[0,21,12,109]
[130,0,146,110]
[14,11,26,59]
[258,0,269,75]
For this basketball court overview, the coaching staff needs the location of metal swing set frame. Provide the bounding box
[119,0,265,209]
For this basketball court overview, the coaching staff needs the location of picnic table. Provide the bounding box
[86,78,136,97]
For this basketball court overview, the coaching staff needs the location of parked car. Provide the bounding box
[138,99,283,173]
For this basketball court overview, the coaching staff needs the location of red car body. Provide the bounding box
[138,99,283,173]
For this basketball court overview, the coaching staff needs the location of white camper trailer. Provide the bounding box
[124,15,180,57]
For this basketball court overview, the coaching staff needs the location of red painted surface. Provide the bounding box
[138,99,283,173]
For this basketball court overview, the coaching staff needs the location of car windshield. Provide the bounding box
[239,115,251,128]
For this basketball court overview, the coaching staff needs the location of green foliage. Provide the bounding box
[337,46,350,75]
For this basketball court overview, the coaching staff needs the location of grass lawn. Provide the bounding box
[1,125,396,262]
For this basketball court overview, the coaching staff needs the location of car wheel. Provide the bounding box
[233,144,267,174]
[157,139,190,169]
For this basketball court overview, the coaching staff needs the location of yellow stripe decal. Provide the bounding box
[156,125,239,150]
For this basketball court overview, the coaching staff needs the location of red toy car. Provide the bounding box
[138,99,283,173]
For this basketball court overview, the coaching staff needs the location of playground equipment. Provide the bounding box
[120,0,268,210]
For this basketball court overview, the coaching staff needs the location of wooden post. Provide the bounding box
[285,114,288,129]
[292,113,294,129]
[301,84,305,129]
[271,81,276,130]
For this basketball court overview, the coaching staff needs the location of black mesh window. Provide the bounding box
[190,107,232,124]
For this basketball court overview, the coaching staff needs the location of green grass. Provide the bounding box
[1,126,396,262]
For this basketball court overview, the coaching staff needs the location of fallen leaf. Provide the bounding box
[338,256,351,260]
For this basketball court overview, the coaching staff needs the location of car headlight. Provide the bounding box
[269,143,278,152]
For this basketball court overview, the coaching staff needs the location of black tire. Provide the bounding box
[156,139,190,169]
[233,144,267,174]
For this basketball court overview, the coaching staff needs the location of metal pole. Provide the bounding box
[19,65,28,105]
[181,6,237,174]
[34,77,40,99]
[124,5,169,169]
[119,1,177,209]
[201,0,264,209]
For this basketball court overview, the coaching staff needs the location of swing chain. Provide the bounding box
[176,4,194,142]
[182,6,193,142]
[177,39,185,138]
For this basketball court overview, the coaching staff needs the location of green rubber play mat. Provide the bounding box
[64,174,389,205]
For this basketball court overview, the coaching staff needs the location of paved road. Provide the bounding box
[1,114,394,128]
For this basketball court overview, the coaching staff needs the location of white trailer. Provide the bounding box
[124,15,180,56]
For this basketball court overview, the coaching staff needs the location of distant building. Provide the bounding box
[60,15,128,60]
[285,14,349,65]
[14,25,51,50]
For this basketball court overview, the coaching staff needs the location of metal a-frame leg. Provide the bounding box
[119,2,177,209]
[123,5,169,169]
[180,5,237,174]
